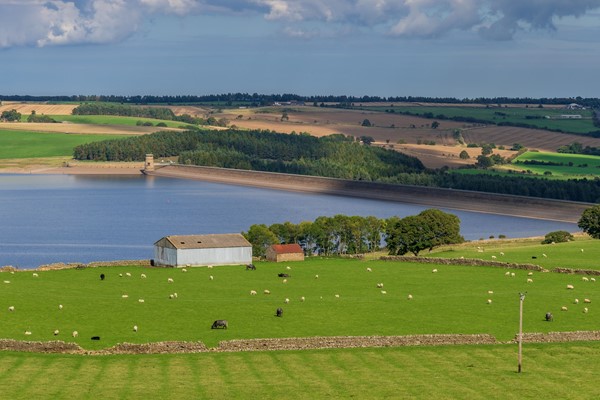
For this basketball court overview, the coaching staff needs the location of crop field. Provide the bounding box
[0,102,76,116]
[51,115,193,129]
[361,105,597,135]
[0,130,129,159]
[2,342,600,399]
[506,151,600,179]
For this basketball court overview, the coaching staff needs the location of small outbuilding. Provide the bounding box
[266,244,305,262]
[153,233,252,267]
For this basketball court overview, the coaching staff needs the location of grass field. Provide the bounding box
[1,342,600,399]
[506,151,600,179]
[2,255,600,351]
[0,130,129,159]
[361,106,597,135]
[50,115,193,129]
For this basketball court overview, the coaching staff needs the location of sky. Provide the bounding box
[0,0,599,99]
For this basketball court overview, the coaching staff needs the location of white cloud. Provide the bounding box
[0,0,599,48]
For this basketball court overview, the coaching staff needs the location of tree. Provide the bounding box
[542,231,574,244]
[1,109,21,121]
[476,155,493,168]
[481,144,494,155]
[578,205,600,239]
[459,150,470,159]
[360,136,375,146]
[361,119,372,127]
[281,111,289,121]
[242,224,278,257]
[431,121,440,129]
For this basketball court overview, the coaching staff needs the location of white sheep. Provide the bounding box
[8,306,14,312]
[72,331,78,337]
[504,271,510,276]
[366,267,372,272]
[264,289,271,295]
[376,283,384,288]
[583,277,589,282]
[122,294,129,298]
[119,273,123,277]
[3,280,10,284]
[487,299,492,304]
[209,276,214,281]
[250,290,257,295]
[335,294,340,298]
[542,254,547,258]
[527,272,533,276]
[567,284,574,290]
[381,290,387,295]
[32,273,39,277]
[584,298,592,303]
[138,299,145,303]
[561,306,568,311]
[53,329,59,336]
[300,296,305,302]
[581,249,584,252]
[315,274,319,279]
[407,294,413,300]
[487,290,494,294]
[173,292,178,298]
[432,269,438,273]
[24,330,32,336]
[182,268,187,273]
[575,299,580,304]
[169,294,174,299]
[584,307,589,313]
[125,272,131,277]
[141,274,147,279]
[282,279,287,284]
[284,298,290,304]
[591,278,597,282]
[167,277,174,283]
[286,266,291,270]
[491,256,497,259]
[207,265,213,269]
[527,278,533,283]
[500,252,505,256]
[510,273,515,277]
[133,325,138,332]
[59,304,63,309]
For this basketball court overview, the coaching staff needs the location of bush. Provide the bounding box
[542,231,574,244]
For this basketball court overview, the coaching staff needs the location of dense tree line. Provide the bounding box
[242,210,462,257]
[72,103,177,120]
[74,129,426,179]
[2,94,599,108]
[558,142,600,156]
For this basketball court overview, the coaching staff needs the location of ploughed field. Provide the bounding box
[2,254,600,351]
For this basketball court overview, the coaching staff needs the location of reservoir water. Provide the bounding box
[0,174,578,269]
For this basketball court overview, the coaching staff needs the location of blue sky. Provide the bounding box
[1,0,599,98]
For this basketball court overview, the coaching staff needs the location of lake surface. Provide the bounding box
[0,174,578,269]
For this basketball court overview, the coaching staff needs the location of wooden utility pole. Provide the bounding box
[518,292,526,373]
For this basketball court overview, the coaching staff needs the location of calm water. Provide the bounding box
[0,174,577,268]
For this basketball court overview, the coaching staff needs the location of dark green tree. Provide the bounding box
[1,109,21,121]
[476,155,493,168]
[459,150,470,159]
[242,224,278,257]
[431,121,440,129]
[578,205,600,239]
[542,230,574,244]
[361,119,372,127]
[360,136,375,146]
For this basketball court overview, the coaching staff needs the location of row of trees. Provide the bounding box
[0,109,21,121]
[242,210,463,257]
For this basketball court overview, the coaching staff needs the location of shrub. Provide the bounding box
[542,231,574,244]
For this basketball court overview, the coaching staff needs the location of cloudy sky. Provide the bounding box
[1,0,599,98]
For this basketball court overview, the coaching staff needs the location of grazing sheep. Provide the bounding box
[377,283,384,288]
[167,278,174,283]
[3,280,10,284]
[527,278,533,283]
[250,290,257,295]
[138,299,145,303]
[335,294,340,298]
[276,308,283,317]
[581,249,584,252]
[8,306,14,312]
[407,294,413,300]
[510,273,515,277]
[169,294,174,299]
[182,268,187,273]
[366,267,372,272]
[264,289,271,295]
[282,279,287,284]
[24,330,32,336]
[584,307,589,313]
[488,290,494,294]
[500,252,505,256]
[119,273,123,277]
[300,296,305,302]
[381,290,387,295]
[582,277,589,282]
[487,299,492,304]
[575,299,580,304]
[54,329,59,336]
[32,273,39,277]
[432,269,438,273]
[100,273,105,281]
[284,298,290,304]
[125,272,131,277]
[59,304,63,309]
[141,274,147,279]
[545,312,553,321]
[584,298,592,303]
[173,293,178,298]
[491,256,497,259]
[72,331,78,337]
[591,278,597,282]
[315,274,319,279]
[209,276,214,281]
[121,294,128,298]
[542,254,547,258]
[207,265,213,269]
[133,325,138,332]
[561,306,568,311]
[567,284,574,290]
[211,320,228,329]
[504,271,510,276]
[286,266,291,270]
[528,272,533,276]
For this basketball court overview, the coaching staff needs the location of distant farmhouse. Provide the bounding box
[153,233,252,267]
[266,243,305,262]
[565,103,586,110]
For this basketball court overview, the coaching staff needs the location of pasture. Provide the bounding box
[2,343,600,399]
[506,151,600,179]
[1,256,600,351]
[0,130,129,159]
[51,115,193,129]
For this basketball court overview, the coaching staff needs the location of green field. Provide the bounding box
[1,343,600,399]
[0,130,129,159]
[362,105,597,134]
[50,115,192,128]
[506,151,600,179]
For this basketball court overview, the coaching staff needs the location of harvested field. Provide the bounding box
[0,102,76,115]
[389,144,514,169]
[0,122,179,135]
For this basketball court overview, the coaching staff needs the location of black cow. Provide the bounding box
[100,273,105,281]
[545,312,553,322]
[91,336,101,340]
[276,308,283,317]
[246,264,256,271]
[211,320,228,329]
[278,273,290,278]
[532,256,537,259]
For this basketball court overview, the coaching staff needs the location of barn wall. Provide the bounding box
[177,247,252,266]
[154,246,177,266]
[276,253,304,262]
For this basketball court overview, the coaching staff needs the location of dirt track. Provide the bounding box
[148,165,590,223]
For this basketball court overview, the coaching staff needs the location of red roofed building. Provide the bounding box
[266,243,305,262]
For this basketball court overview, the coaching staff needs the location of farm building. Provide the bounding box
[153,234,252,267]
[266,244,305,262]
